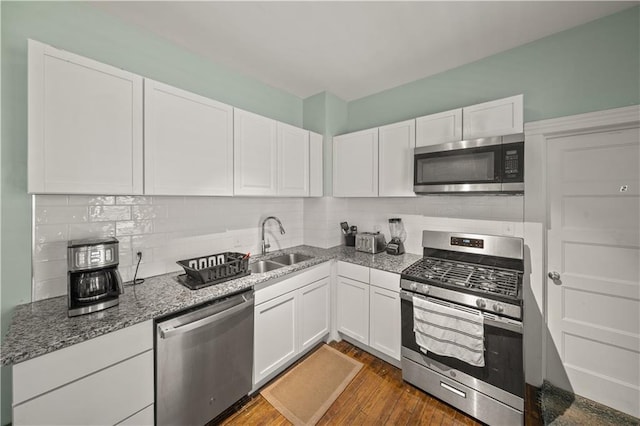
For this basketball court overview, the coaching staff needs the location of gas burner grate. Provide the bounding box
[403,257,520,298]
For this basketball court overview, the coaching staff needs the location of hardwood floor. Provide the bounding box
[218,341,483,425]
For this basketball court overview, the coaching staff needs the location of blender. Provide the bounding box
[386,218,406,255]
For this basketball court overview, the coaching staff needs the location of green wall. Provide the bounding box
[303,92,349,195]
[0,2,303,423]
[347,6,640,132]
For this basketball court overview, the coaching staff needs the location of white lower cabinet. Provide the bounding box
[12,321,154,426]
[369,286,401,360]
[116,405,155,426]
[253,263,331,388]
[336,262,401,362]
[336,276,370,344]
[299,277,331,352]
[254,291,298,384]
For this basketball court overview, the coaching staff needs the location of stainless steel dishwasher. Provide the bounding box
[155,289,254,426]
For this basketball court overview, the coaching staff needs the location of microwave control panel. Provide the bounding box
[502,142,524,180]
[504,150,519,173]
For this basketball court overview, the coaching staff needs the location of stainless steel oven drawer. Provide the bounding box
[402,356,523,426]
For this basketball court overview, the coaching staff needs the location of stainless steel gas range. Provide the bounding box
[400,230,525,426]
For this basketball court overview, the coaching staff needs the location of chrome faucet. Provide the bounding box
[261,216,286,255]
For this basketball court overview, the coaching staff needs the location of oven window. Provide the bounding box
[401,297,523,397]
[416,150,497,184]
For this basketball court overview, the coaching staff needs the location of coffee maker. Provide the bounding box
[67,237,124,317]
[386,218,406,255]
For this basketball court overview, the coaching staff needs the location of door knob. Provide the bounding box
[548,271,561,280]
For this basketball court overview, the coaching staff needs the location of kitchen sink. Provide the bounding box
[250,260,284,274]
[268,253,314,265]
[250,253,315,274]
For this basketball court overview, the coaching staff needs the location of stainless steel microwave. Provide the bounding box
[413,133,524,194]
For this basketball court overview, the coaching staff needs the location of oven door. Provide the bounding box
[400,291,524,399]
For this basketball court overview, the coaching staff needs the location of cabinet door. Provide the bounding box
[369,286,401,361]
[379,119,416,197]
[28,40,143,194]
[298,277,330,351]
[333,128,379,197]
[277,122,309,196]
[416,108,463,147]
[144,79,233,196]
[336,276,370,344]
[234,108,277,196]
[309,131,324,197]
[253,291,297,385]
[462,94,524,139]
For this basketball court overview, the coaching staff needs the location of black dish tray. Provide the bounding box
[176,252,250,286]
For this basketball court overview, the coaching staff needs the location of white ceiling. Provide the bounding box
[91,1,636,101]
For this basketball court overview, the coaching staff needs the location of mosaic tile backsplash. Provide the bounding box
[33,195,304,301]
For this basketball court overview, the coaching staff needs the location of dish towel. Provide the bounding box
[413,296,485,367]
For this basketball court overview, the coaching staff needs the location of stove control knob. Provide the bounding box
[493,303,504,313]
[410,282,418,291]
[476,299,487,309]
[421,285,430,294]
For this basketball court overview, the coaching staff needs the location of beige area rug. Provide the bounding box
[260,344,363,425]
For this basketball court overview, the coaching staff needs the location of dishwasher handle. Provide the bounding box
[159,293,253,339]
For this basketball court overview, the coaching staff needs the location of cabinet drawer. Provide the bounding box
[370,268,400,293]
[13,320,152,404]
[13,350,153,426]
[255,262,330,305]
[116,404,154,426]
[337,261,369,283]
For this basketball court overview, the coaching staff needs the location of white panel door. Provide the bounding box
[309,131,324,197]
[463,94,524,139]
[336,276,370,344]
[379,119,416,197]
[333,128,379,197]
[144,79,233,196]
[298,277,330,351]
[546,127,640,418]
[253,291,297,385]
[234,108,278,196]
[369,285,401,361]
[415,108,463,147]
[277,122,309,196]
[28,39,143,194]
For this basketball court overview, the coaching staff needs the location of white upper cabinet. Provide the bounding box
[309,132,323,197]
[277,122,309,196]
[378,119,416,197]
[28,40,143,194]
[462,94,524,139]
[233,108,278,196]
[415,108,463,147]
[333,128,379,197]
[144,79,233,196]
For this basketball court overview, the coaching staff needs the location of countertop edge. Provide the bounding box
[1,245,421,366]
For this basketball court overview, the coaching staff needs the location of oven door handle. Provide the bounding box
[401,290,523,334]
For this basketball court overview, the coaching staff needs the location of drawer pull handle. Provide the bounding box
[440,381,466,398]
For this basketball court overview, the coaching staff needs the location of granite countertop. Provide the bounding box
[0,245,421,366]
